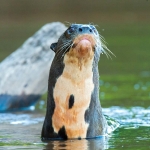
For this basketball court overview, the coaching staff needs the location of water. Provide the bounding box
[1,2,150,148]
[0,106,149,150]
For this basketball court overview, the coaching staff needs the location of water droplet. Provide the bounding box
[146,81,150,86]
[134,84,140,90]
[100,92,105,98]
[105,82,110,88]
[29,106,35,111]
[112,86,118,91]
[99,80,104,86]
[140,71,150,77]
[39,100,45,105]
[141,86,147,90]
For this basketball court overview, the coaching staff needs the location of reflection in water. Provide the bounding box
[44,137,108,150]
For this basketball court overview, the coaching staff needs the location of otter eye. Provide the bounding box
[68,27,75,34]
[92,28,97,35]
[90,26,98,35]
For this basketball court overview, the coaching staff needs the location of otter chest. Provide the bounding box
[52,63,94,138]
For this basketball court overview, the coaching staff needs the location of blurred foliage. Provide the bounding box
[100,74,150,107]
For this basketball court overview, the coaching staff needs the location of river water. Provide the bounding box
[0,105,149,150]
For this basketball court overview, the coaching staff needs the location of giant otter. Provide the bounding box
[41,24,113,140]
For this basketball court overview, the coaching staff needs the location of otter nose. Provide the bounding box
[78,26,92,34]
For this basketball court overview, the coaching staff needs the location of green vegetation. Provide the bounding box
[100,74,150,107]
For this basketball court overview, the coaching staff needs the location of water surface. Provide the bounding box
[0,106,149,150]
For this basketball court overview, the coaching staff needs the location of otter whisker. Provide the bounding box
[63,43,74,55]
[88,22,99,28]
[97,33,116,59]
[55,34,76,58]
[57,41,72,51]
[57,44,70,54]
[56,41,72,56]
[57,42,71,54]
[61,43,74,60]
[58,40,72,47]
[102,48,112,59]
[55,41,73,62]
[100,42,112,59]
[102,43,116,58]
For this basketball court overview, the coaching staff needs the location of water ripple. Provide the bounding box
[103,106,150,127]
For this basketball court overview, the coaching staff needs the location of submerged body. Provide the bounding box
[42,24,110,140]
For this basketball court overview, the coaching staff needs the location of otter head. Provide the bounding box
[50,24,106,68]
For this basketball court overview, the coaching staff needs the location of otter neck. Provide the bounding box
[63,53,94,83]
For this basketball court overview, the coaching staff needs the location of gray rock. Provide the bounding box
[0,22,67,111]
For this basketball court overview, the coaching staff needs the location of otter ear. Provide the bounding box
[50,42,57,53]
